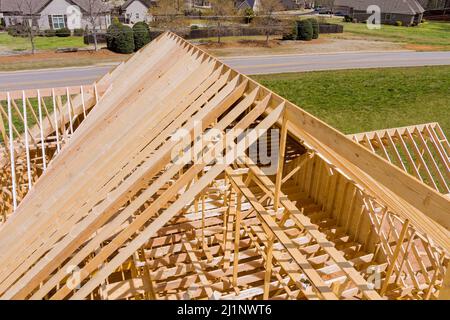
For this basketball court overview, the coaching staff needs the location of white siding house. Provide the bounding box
[0,0,112,30]
[122,0,154,24]
[39,0,79,30]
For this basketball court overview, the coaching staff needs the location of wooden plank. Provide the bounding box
[274,110,287,212]
[240,156,382,300]
[439,267,450,300]
[0,57,224,290]
[182,238,214,298]
[64,103,284,300]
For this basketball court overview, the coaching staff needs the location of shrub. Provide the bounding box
[112,16,120,25]
[44,29,56,37]
[395,21,403,26]
[344,15,353,23]
[73,28,84,36]
[190,25,199,30]
[282,22,297,40]
[107,22,135,54]
[56,27,71,37]
[106,22,120,51]
[282,33,295,40]
[7,25,27,37]
[308,18,319,39]
[116,25,135,53]
[6,26,16,36]
[296,20,313,41]
[132,21,151,51]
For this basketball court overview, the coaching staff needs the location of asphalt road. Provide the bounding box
[1,51,450,91]
[0,65,113,91]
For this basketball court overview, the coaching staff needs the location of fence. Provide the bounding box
[84,23,344,45]
[319,23,344,34]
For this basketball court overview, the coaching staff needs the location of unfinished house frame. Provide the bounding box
[0,85,107,222]
[0,32,448,300]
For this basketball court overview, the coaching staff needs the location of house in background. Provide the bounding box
[235,0,258,11]
[235,0,300,11]
[334,0,425,26]
[185,0,211,9]
[418,0,450,11]
[417,0,450,15]
[0,0,112,30]
[122,0,155,24]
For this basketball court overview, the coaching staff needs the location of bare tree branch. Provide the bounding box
[150,0,188,31]
[83,0,111,51]
[14,0,38,54]
[254,0,284,44]
[207,0,236,43]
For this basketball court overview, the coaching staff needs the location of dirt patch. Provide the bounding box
[202,37,406,57]
[199,38,327,50]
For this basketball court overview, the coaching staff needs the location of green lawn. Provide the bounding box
[252,66,450,135]
[0,33,87,51]
[328,19,450,50]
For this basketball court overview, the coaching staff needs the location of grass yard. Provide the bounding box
[0,33,87,52]
[327,19,450,50]
[0,96,54,144]
[252,66,450,135]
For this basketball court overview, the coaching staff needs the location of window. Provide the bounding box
[135,13,140,19]
[52,15,65,29]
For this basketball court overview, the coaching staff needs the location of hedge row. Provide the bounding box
[282,19,320,41]
[106,20,151,54]
[7,25,85,37]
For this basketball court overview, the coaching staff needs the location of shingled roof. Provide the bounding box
[122,0,156,9]
[0,0,111,14]
[335,0,425,15]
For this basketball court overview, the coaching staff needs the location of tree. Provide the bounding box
[207,0,235,43]
[150,0,187,31]
[254,0,284,44]
[15,0,38,54]
[83,0,111,51]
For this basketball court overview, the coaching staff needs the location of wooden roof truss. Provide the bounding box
[350,123,450,197]
[0,32,448,300]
